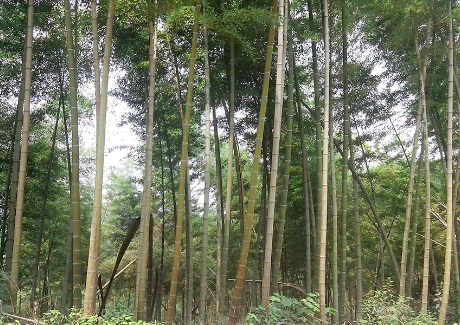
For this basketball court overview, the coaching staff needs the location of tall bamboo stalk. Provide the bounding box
[60,71,73,312]
[3,40,26,272]
[330,102,339,325]
[199,9,212,320]
[351,143,362,321]
[214,102,225,316]
[135,3,157,319]
[438,1,454,323]
[165,1,201,323]
[339,1,349,322]
[319,0,330,321]
[83,0,116,314]
[30,90,60,310]
[421,109,431,312]
[228,0,277,322]
[10,0,34,309]
[307,0,322,291]
[63,0,84,309]
[400,16,431,297]
[294,60,312,293]
[91,0,101,134]
[185,167,194,324]
[271,1,293,294]
[407,149,424,297]
[221,40,235,315]
[261,0,286,309]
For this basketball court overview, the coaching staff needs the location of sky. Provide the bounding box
[80,73,141,178]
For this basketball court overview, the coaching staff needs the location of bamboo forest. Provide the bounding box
[3,0,460,324]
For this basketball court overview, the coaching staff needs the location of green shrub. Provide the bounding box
[245,292,333,325]
[357,287,437,325]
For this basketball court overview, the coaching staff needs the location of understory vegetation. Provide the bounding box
[0,290,448,325]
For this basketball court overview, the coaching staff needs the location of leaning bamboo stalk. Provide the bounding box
[228,0,277,322]
[10,0,34,309]
[400,16,431,297]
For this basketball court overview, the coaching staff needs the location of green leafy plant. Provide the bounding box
[357,286,437,325]
[245,293,333,325]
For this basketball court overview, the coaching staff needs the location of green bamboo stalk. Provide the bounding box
[63,0,84,309]
[3,39,26,272]
[135,3,157,319]
[400,16,431,297]
[228,0,277,322]
[165,1,201,323]
[438,1,454,323]
[83,0,116,314]
[421,107,431,313]
[319,0,330,322]
[221,39,235,316]
[307,0,322,291]
[199,9,212,320]
[351,143,362,321]
[271,1,293,294]
[10,0,34,309]
[339,1,349,322]
[30,86,61,310]
[261,0,287,309]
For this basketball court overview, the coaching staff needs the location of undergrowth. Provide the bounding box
[0,288,457,325]
[0,309,161,325]
[246,292,333,325]
[357,285,438,325]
